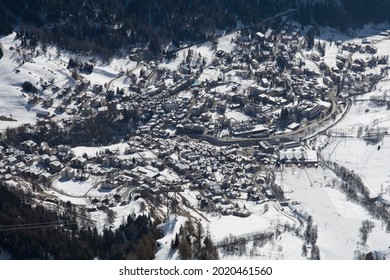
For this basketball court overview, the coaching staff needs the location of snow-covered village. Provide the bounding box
[2,1,390,261]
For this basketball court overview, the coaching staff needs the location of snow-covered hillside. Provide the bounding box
[0,33,139,132]
[275,167,390,259]
[0,34,70,130]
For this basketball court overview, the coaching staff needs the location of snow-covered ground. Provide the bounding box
[159,32,238,72]
[323,138,390,200]
[71,143,130,157]
[225,109,251,122]
[0,32,141,132]
[52,177,96,197]
[159,42,215,71]
[275,167,390,259]
[155,216,187,260]
[0,34,70,130]
[217,32,238,53]
[86,58,137,87]
[89,197,148,232]
[178,186,305,260]
[317,26,353,68]
[321,85,390,200]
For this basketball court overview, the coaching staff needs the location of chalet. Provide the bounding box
[6,156,18,166]
[50,161,63,173]
[70,157,88,168]
[43,98,54,107]
[304,105,323,120]
[286,122,300,131]
[39,172,52,182]
[101,179,119,189]
[57,104,66,113]
[232,209,251,218]
[22,156,34,166]
[173,163,189,174]
[191,100,206,117]
[21,140,37,154]
[256,31,265,41]
[167,79,191,95]
[366,45,377,54]
[209,182,222,196]
[282,141,301,149]
[39,154,51,165]
[30,169,44,180]
[61,167,77,179]
[147,83,166,96]
[14,161,26,173]
[57,144,71,158]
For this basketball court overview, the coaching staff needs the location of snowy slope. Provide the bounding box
[322,89,390,200]
[0,34,51,130]
[275,167,390,259]
[0,33,141,132]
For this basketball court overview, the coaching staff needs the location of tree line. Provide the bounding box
[322,158,390,233]
[0,0,386,60]
[0,183,161,259]
[170,219,219,260]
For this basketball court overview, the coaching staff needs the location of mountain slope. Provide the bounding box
[0,0,384,59]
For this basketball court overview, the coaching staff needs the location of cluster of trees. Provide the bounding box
[0,183,161,259]
[343,0,390,27]
[4,96,140,148]
[269,181,285,201]
[220,235,250,256]
[171,219,218,260]
[1,0,386,59]
[324,160,370,200]
[5,119,66,148]
[354,220,375,259]
[67,58,94,74]
[302,216,320,260]
[22,81,37,93]
[221,232,276,257]
[359,220,375,246]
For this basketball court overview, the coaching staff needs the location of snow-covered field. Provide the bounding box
[321,86,390,199]
[225,109,251,122]
[71,143,130,157]
[178,186,305,260]
[52,177,96,197]
[275,167,390,259]
[323,134,390,201]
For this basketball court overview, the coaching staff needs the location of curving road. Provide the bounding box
[186,85,340,147]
